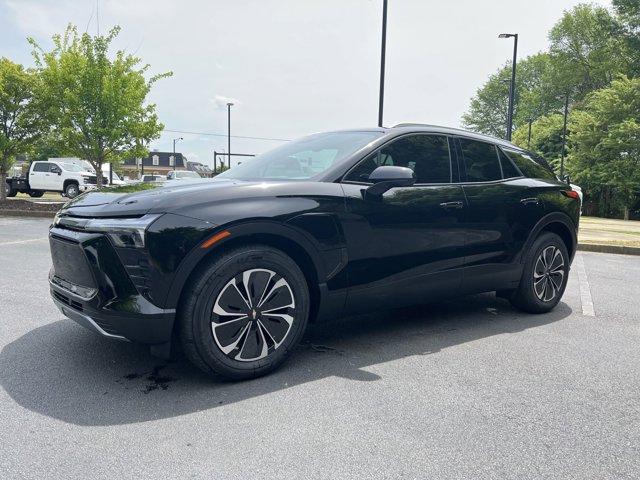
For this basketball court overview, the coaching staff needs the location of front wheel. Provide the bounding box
[179,244,310,380]
[510,232,569,313]
[65,182,79,198]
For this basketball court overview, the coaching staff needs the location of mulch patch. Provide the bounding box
[0,199,63,212]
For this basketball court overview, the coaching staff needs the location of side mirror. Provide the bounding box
[51,167,61,175]
[364,166,416,199]
[561,173,570,185]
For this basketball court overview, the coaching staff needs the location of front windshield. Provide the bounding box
[216,131,383,181]
[61,163,84,172]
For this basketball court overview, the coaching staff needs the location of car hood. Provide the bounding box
[59,178,299,218]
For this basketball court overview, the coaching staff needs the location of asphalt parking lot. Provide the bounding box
[1,217,639,479]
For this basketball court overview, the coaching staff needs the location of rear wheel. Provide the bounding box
[5,182,17,197]
[510,232,569,313]
[179,244,310,380]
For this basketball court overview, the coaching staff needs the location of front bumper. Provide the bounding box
[48,226,175,344]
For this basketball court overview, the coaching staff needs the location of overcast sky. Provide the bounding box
[1,0,610,167]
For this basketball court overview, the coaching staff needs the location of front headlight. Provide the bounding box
[84,214,162,248]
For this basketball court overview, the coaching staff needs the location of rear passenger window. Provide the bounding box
[459,139,502,182]
[503,149,557,181]
[33,162,50,172]
[497,148,522,178]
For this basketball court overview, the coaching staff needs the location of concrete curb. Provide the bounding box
[0,210,57,218]
[578,243,640,256]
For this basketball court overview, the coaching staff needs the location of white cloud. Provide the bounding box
[210,95,241,111]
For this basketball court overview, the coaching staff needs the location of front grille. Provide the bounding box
[85,175,97,184]
[53,291,84,311]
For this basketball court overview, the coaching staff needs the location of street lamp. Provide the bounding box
[378,0,388,128]
[172,137,183,171]
[227,102,233,164]
[499,33,518,141]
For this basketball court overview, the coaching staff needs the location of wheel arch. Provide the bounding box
[521,212,578,263]
[166,221,326,323]
[63,178,79,190]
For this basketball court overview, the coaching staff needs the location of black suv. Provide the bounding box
[49,125,580,379]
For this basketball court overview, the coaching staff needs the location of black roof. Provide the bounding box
[323,124,521,150]
[123,151,186,167]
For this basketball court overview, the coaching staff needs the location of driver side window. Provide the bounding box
[344,135,451,184]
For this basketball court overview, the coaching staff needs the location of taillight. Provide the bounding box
[562,190,580,200]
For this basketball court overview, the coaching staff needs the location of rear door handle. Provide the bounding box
[520,197,540,205]
[439,201,464,209]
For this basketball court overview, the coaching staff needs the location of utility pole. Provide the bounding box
[172,137,183,171]
[499,33,518,141]
[227,103,233,163]
[560,93,569,178]
[527,118,533,149]
[378,0,388,128]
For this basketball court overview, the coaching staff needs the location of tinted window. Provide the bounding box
[503,149,556,180]
[33,162,50,172]
[497,148,522,178]
[459,139,502,182]
[344,135,451,184]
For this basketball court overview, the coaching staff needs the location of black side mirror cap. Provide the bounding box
[364,166,416,199]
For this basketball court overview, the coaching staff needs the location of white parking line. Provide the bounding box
[575,253,595,316]
[0,237,48,247]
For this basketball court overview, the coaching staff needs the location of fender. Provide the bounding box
[162,220,332,310]
[518,212,578,264]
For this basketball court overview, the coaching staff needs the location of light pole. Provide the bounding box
[378,0,388,127]
[499,33,518,141]
[227,102,233,164]
[172,137,183,171]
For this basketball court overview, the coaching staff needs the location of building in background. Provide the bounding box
[121,151,186,179]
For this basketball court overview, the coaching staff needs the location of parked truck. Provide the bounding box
[5,160,105,199]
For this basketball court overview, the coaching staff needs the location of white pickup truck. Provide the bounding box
[5,160,104,198]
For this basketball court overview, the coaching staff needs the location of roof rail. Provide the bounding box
[392,123,470,134]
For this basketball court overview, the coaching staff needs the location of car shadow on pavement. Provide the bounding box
[0,293,572,426]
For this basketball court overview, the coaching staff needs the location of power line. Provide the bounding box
[163,128,291,142]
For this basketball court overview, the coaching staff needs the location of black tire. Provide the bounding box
[28,190,44,198]
[179,244,310,380]
[65,182,79,198]
[510,232,569,313]
[6,182,17,197]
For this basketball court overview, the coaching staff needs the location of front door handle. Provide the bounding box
[439,201,464,209]
[520,197,540,205]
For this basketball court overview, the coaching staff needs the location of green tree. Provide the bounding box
[612,0,640,76]
[512,113,566,171]
[30,25,171,187]
[567,76,640,220]
[0,58,42,201]
[462,53,563,137]
[548,4,629,99]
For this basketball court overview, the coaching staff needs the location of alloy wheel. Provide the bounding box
[533,245,565,302]
[211,268,296,362]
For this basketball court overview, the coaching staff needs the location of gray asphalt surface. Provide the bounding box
[1,217,639,479]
